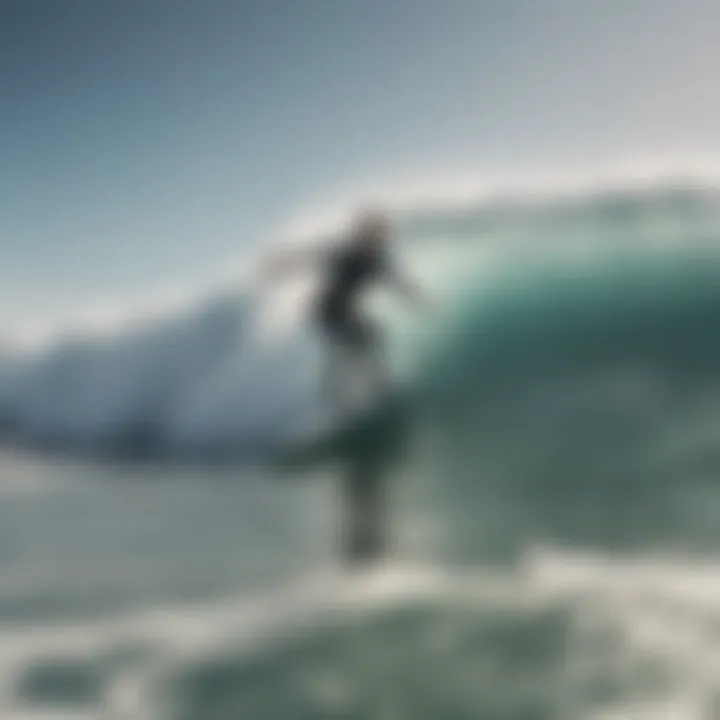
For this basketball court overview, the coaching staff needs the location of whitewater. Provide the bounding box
[4,180,720,717]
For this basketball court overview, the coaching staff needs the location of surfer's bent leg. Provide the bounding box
[317,302,389,417]
[318,306,354,418]
[322,338,348,419]
[350,315,390,397]
[343,458,386,565]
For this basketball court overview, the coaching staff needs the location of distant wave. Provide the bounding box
[2,181,720,462]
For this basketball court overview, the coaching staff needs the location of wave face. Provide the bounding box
[410,249,720,561]
[2,182,720,465]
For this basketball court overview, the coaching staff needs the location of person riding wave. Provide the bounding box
[263,208,428,418]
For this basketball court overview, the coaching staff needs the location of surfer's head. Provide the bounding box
[352,208,389,249]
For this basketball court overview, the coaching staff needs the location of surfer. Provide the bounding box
[263,208,429,565]
[264,208,427,417]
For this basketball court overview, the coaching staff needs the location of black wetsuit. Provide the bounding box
[316,244,389,347]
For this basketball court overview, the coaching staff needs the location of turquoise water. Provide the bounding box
[5,184,720,718]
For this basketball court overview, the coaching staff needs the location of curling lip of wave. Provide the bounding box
[1,181,720,461]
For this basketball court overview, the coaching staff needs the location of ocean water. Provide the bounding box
[5,183,720,718]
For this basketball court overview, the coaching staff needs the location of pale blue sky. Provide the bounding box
[2,0,720,336]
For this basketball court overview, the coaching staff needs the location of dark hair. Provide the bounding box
[354,208,388,238]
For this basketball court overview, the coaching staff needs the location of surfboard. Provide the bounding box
[275,389,410,471]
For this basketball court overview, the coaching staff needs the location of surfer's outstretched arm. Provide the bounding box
[260,242,334,283]
[387,268,433,313]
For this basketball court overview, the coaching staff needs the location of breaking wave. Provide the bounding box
[2,180,720,465]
